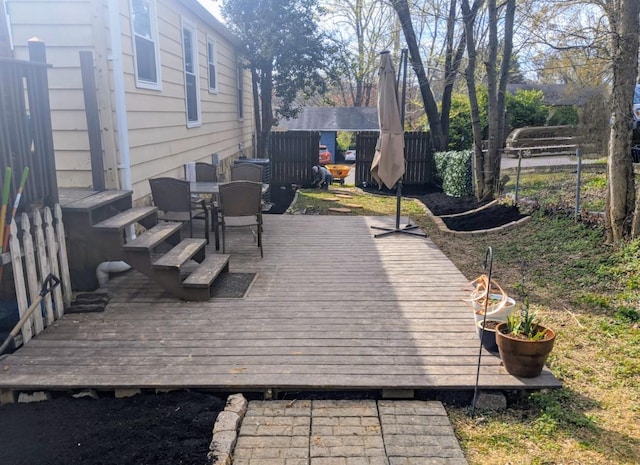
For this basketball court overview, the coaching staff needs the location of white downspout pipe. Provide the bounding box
[96,261,132,287]
[108,0,132,196]
[98,0,134,285]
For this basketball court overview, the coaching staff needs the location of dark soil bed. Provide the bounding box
[265,185,296,214]
[415,191,491,216]
[414,191,527,231]
[0,390,224,465]
[441,204,527,231]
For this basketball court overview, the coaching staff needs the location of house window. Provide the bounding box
[182,20,201,127]
[207,36,218,94]
[1,0,14,53]
[237,60,244,120]
[130,0,161,90]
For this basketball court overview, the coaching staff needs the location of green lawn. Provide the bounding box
[291,167,640,465]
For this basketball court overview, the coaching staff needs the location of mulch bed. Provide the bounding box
[441,204,527,231]
[265,185,296,214]
[416,191,526,231]
[0,390,224,465]
[415,192,491,216]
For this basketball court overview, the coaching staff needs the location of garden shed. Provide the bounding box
[279,106,379,163]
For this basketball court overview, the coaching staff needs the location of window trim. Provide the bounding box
[129,0,162,91]
[182,17,201,128]
[206,35,218,94]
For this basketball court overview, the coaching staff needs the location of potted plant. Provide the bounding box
[495,297,556,378]
[476,319,502,353]
[463,275,516,352]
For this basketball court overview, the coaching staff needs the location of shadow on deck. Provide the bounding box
[0,215,561,397]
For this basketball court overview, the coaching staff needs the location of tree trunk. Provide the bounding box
[462,0,513,201]
[257,68,275,159]
[606,0,639,241]
[391,0,446,151]
[251,67,262,155]
[461,0,485,200]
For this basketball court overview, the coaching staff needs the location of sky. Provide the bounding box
[198,0,223,22]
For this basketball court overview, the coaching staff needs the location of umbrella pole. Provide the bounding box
[372,49,425,238]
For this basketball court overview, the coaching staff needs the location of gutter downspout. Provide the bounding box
[107,0,132,201]
[98,0,133,284]
[107,0,133,240]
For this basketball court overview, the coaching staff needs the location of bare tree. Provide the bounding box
[461,0,515,201]
[324,0,395,106]
[607,0,640,240]
[391,0,474,150]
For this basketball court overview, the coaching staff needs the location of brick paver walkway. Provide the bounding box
[232,400,468,465]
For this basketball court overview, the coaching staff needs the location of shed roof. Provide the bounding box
[279,107,379,131]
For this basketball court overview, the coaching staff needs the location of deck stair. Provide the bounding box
[62,190,228,301]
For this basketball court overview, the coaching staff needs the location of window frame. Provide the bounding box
[181,17,201,128]
[129,0,162,91]
[206,35,218,94]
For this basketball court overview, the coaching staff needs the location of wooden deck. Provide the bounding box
[0,215,560,393]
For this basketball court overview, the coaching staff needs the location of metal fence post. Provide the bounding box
[575,147,582,222]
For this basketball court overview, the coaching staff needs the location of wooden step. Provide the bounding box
[62,190,134,229]
[62,190,132,212]
[93,206,158,232]
[123,222,183,252]
[153,239,207,270]
[182,254,230,288]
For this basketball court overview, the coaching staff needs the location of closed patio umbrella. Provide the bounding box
[370,51,425,238]
[370,52,404,189]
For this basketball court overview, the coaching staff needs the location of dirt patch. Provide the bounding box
[441,204,527,231]
[266,185,296,214]
[416,191,527,231]
[0,390,224,465]
[415,192,491,216]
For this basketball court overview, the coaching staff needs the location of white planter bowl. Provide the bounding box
[472,293,516,325]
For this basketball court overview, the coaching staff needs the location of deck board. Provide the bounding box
[0,215,561,393]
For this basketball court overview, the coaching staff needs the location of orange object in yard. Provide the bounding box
[324,164,352,184]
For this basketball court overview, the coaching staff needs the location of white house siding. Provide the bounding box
[7,0,254,202]
[115,0,255,201]
[7,0,99,189]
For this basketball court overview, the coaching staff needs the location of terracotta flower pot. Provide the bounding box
[495,322,556,378]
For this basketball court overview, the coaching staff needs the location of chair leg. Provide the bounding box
[221,223,226,254]
[211,206,220,250]
[257,222,263,258]
[204,214,210,245]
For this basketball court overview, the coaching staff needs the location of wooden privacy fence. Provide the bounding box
[269,131,320,186]
[355,131,433,187]
[6,204,71,347]
[267,131,433,187]
[0,45,58,212]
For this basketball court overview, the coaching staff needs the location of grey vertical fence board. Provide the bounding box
[79,51,106,191]
[44,208,64,318]
[21,213,44,335]
[269,131,320,185]
[0,55,57,210]
[55,204,72,308]
[9,220,32,343]
[356,132,433,187]
[33,211,55,326]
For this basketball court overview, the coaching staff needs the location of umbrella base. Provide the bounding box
[372,223,426,238]
[370,180,426,238]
